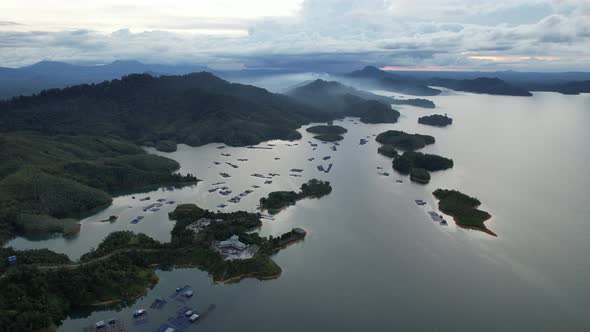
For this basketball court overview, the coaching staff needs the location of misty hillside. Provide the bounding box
[287,79,401,124]
[345,66,443,96]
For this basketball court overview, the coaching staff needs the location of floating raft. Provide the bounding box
[149,297,167,309]
[83,319,124,332]
[169,285,190,299]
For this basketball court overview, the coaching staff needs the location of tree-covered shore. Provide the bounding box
[0,134,198,244]
[375,130,435,150]
[433,189,495,236]
[259,179,333,212]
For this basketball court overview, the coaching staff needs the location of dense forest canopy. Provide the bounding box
[433,189,494,235]
[0,134,197,244]
[0,72,335,148]
[418,114,453,127]
[375,130,435,150]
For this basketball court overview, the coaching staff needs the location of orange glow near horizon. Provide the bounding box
[467,55,560,62]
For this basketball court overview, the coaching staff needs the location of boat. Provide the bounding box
[132,309,146,317]
[189,313,200,322]
[415,200,427,206]
[217,204,227,208]
[323,156,331,160]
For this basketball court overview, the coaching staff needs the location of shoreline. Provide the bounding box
[90,272,159,306]
[215,271,283,284]
[453,214,497,237]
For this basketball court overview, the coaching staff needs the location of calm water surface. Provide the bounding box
[8,91,590,331]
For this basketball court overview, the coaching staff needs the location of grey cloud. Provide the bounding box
[0,21,21,26]
[0,0,589,71]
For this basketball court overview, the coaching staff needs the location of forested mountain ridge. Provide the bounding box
[0,72,333,147]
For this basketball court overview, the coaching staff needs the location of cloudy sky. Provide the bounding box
[1,0,589,71]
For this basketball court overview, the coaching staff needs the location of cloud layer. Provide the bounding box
[0,0,589,71]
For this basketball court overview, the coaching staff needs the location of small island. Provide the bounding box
[433,189,495,236]
[377,144,398,158]
[306,125,347,142]
[418,114,453,127]
[392,151,453,184]
[260,179,332,213]
[375,130,435,150]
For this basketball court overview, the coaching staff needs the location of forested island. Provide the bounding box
[259,179,332,213]
[433,189,495,236]
[0,134,197,244]
[418,114,453,127]
[375,130,435,150]
[392,151,453,184]
[0,204,307,330]
[306,125,348,142]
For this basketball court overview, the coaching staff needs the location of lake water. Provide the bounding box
[8,91,590,331]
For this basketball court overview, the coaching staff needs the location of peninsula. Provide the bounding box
[0,134,198,244]
[0,203,308,330]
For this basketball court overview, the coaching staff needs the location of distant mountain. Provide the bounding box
[0,72,335,147]
[427,77,533,96]
[345,66,442,96]
[371,69,590,95]
[0,60,209,99]
[287,79,401,124]
[520,80,590,95]
[288,79,435,109]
